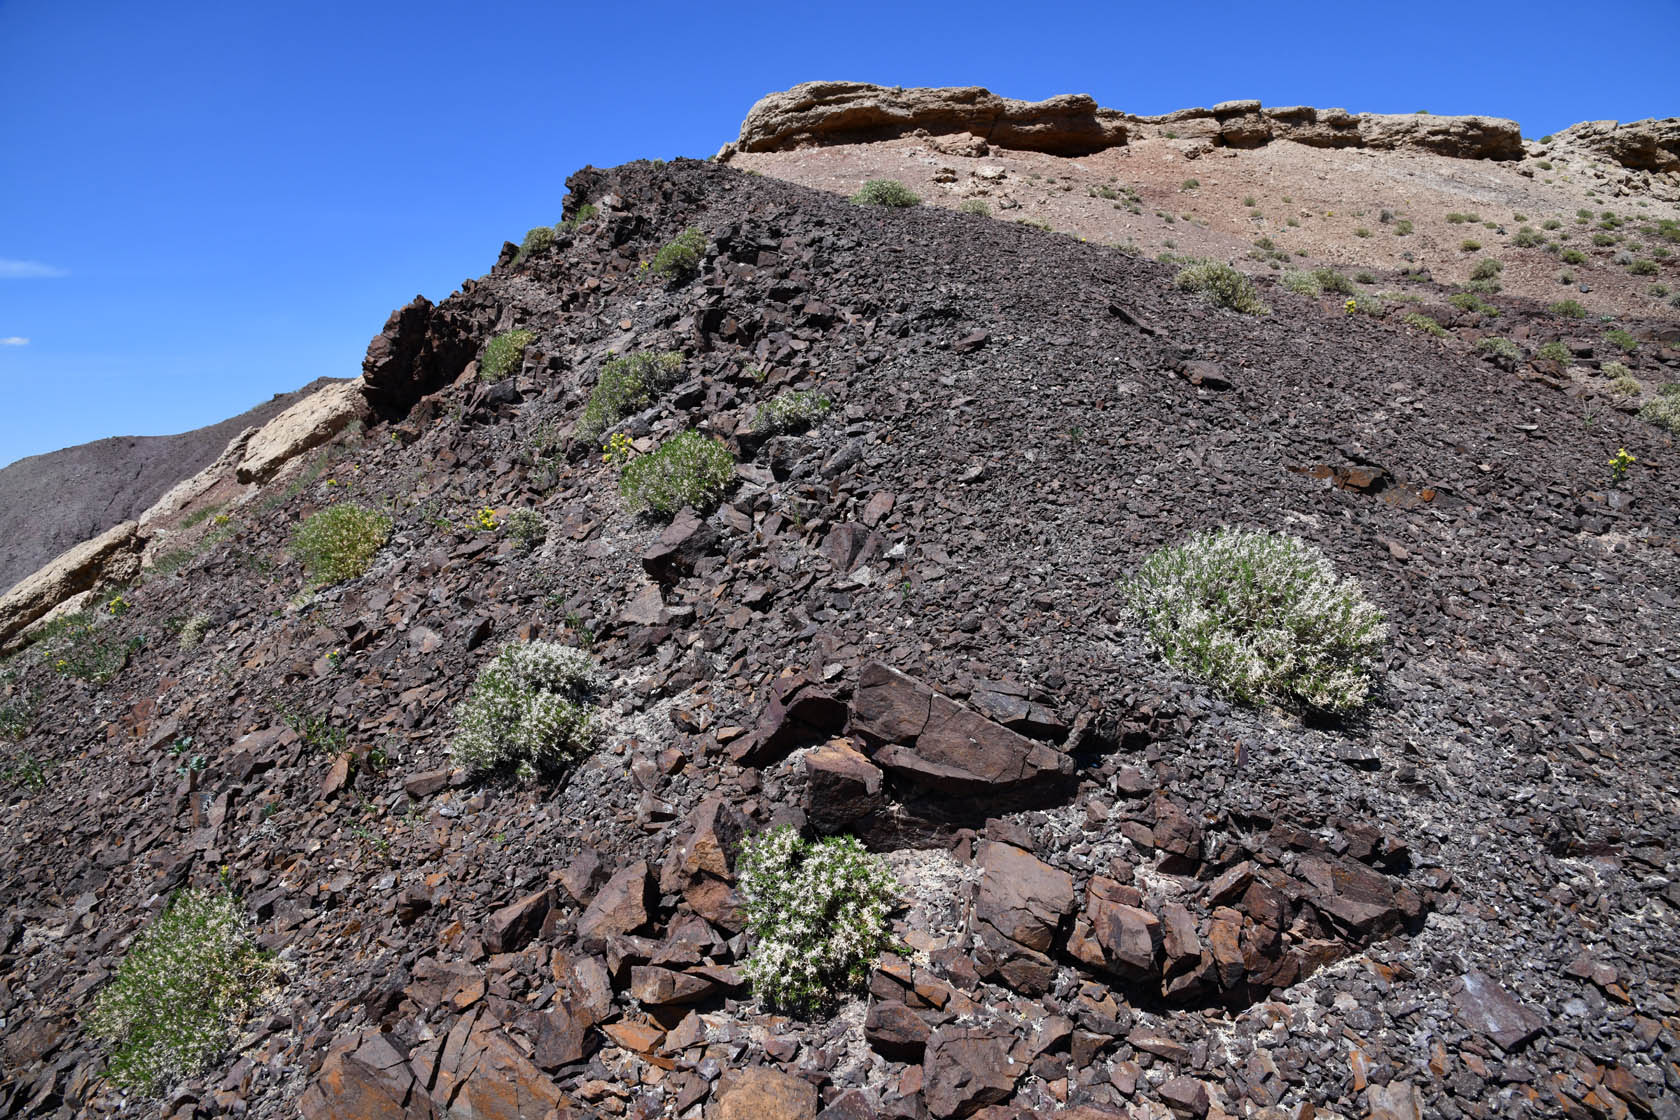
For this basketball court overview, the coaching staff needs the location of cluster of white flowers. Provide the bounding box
[618,430,736,516]
[1124,526,1388,714]
[737,827,899,1014]
[86,889,267,1092]
[450,640,597,780]
[752,390,832,435]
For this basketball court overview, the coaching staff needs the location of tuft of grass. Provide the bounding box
[1450,292,1498,316]
[739,827,898,1014]
[1470,258,1503,281]
[1638,383,1680,432]
[650,227,707,280]
[1512,226,1544,248]
[1561,248,1587,265]
[505,509,547,551]
[1393,219,1413,236]
[1536,341,1571,362]
[450,641,597,781]
[559,203,597,230]
[34,611,142,684]
[1629,259,1658,276]
[618,430,736,516]
[1604,329,1638,354]
[753,389,832,434]
[1180,178,1200,191]
[1607,367,1642,398]
[1550,299,1588,318]
[1460,239,1482,252]
[1401,312,1448,338]
[289,503,390,586]
[1124,526,1387,715]
[1476,337,1521,364]
[87,890,269,1093]
[575,350,683,446]
[851,179,919,208]
[958,199,990,216]
[480,329,534,382]
[1173,259,1269,315]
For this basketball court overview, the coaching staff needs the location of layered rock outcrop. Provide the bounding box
[724,82,1525,162]
[1551,116,1680,171]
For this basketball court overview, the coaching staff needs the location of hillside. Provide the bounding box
[1,150,1678,1120]
[0,380,342,596]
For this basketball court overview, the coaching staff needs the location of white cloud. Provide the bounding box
[0,259,68,279]
[0,337,27,347]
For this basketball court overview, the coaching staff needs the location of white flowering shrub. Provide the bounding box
[87,889,268,1093]
[289,503,391,586]
[1124,527,1388,714]
[738,827,899,1014]
[1640,382,1680,433]
[618,430,736,515]
[753,390,832,435]
[450,640,597,781]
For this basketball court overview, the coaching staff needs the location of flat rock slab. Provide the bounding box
[1452,970,1546,1052]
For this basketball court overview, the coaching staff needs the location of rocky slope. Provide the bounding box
[0,380,341,596]
[1,158,1678,1120]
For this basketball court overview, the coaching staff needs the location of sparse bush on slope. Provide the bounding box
[753,390,831,435]
[650,228,707,280]
[575,350,684,446]
[450,641,597,781]
[738,827,898,1013]
[1124,527,1388,715]
[618,430,736,515]
[87,889,269,1093]
[1173,260,1269,315]
[851,179,920,208]
[289,503,391,586]
[480,329,535,382]
[1639,383,1680,432]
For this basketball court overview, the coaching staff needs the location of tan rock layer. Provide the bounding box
[729,81,1680,166]
[0,520,145,651]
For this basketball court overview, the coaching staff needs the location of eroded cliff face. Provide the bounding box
[722,82,1528,162]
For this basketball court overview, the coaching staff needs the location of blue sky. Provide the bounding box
[3,0,1676,467]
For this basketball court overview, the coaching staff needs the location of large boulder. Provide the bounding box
[359,294,482,415]
[235,380,370,484]
[1354,112,1523,159]
[1551,116,1680,171]
[0,520,145,652]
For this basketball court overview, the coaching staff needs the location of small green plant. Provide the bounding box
[289,503,391,586]
[1550,299,1588,318]
[1608,367,1642,398]
[1460,239,1482,252]
[506,509,547,551]
[1629,259,1658,276]
[514,226,555,265]
[1593,232,1617,247]
[1605,329,1638,354]
[1536,341,1571,362]
[473,507,498,532]
[1,750,47,790]
[1123,527,1388,714]
[86,889,269,1093]
[618,430,736,515]
[1401,312,1448,338]
[1180,178,1200,191]
[1450,292,1498,316]
[480,329,534,382]
[1394,219,1413,236]
[1561,248,1586,265]
[1172,259,1269,315]
[1471,259,1503,281]
[575,350,683,446]
[738,827,898,1014]
[851,179,919,207]
[1355,227,1370,238]
[1544,219,1562,230]
[559,203,598,231]
[35,611,142,683]
[1476,337,1521,364]
[753,390,832,434]
[450,640,597,781]
[1608,447,1636,483]
[1512,227,1544,248]
[0,670,34,742]
[958,199,990,216]
[1446,212,1469,224]
[1638,383,1680,432]
[650,227,707,280]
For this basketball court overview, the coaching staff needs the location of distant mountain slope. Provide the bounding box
[0,378,341,593]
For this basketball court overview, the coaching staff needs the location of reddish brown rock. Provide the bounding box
[577,861,652,947]
[712,1066,819,1120]
[974,841,1074,953]
[803,738,884,834]
[922,1025,1021,1119]
[483,888,550,954]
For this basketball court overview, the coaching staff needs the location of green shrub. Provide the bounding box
[1608,369,1642,398]
[480,329,534,381]
[958,199,990,216]
[178,612,213,650]
[575,350,684,446]
[1605,329,1638,353]
[1460,239,1482,252]
[1476,337,1521,363]
[1173,260,1269,315]
[1536,341,1571,362]
[1281,270,1321,296]
[1180,178,1200,191]
[851,179,920,207]
[87,889,269,1093]
[1639,383,1680,432]
[1450,292,1498,316]
[1446,212,1470,224]
[1592,232,1616,247]
[34,611,142,683]
[1561,248,1587,265]
[514,226,555,265]
[738,827,898,1013]
[619,430,736,515]
[650,227,707,280]
[1550,299,1588,318]
[505,509,547,551]
[1355,227,1371,238]
[1401,312,1448,338]
[450,641,597,780]
[1512,226,1544,248]
[1394,219,1414,236]
[289,503,391,586]
[1471,258,1503,281]
[1629,259,1658,275]
[753,390,831,434]
[1544,219,1562,230]
[1123,526,1387,714]
[559,203,597,230]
